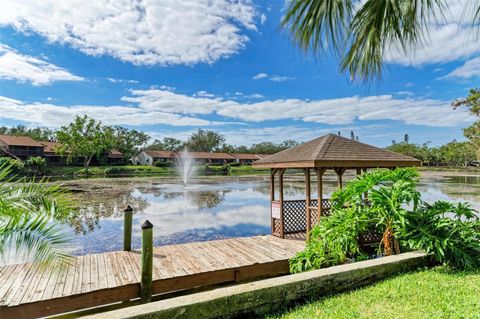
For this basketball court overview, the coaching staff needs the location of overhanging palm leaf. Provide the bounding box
[0,163,71,266]
[282,0,474,82]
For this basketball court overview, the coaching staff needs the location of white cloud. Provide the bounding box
[385,0,480,66]
[0,0,257,66]
[445,56,480,79]
[252,73,268,80]
[194,90,216,98]
[1,87,471,129]
[106,77,139,84]
[0,95,215,127]
[0,44,83,85]
[252,72,294,82]
[269,75,294,82]
[260,13,267,25]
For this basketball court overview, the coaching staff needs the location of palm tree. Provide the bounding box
[281,0,480,82]
[0,162,70,266]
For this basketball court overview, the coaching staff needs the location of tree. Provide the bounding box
[350,131,355,140]
[282,1,480,82]
[149,137,183,151]
[111,126,150,162]
[185,129,225,152]
[0,163,70,265]
[404,134,409,144]
[438,141,476,166]
[385,141,425,161]
[281,139,300,149]
[56,115,113,172]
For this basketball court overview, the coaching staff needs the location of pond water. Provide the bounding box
[60,171,480,256]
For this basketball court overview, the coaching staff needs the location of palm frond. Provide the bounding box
[282,0,447,82]
[281,0,354,57]
[0,162,71,265]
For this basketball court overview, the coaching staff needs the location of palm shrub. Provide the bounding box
[399,201,480,269]
[0,162,71,266]
[290,168,480,273]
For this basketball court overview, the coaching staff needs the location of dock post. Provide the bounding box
[123,205,133,251]
[140,220,153,303]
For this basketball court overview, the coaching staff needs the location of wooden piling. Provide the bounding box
[123,205,133,251]
[140,220,153,303]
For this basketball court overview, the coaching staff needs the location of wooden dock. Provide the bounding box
[0,235,304,318]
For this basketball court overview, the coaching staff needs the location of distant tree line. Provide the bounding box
[386,139,477,167]
[0,125,55,141]
[148,129,300,154]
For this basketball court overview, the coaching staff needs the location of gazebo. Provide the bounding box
[252,134,421,239]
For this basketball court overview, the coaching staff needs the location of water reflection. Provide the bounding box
[61,173,480,255]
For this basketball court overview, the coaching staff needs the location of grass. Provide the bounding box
[266,267,480,319]
[46,165,175,177]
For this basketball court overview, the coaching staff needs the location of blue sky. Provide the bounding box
[0,0,479,147]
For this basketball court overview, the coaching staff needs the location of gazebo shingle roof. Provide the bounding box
[253,134,420,168]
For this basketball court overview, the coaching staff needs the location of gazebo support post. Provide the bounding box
[356,168,362,176]
[270,168,278,234]
[304,168,311,236]
[279,169,286,238]
[334,168,346,189]
[315,168,326,224]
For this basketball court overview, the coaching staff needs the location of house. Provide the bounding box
[40,141,65,165]
[231,153,261,164]
[133,150,237,166]
[0,135,44,160]
[107,150,124,165]
[133,150,175,165]
[179,151,236,164]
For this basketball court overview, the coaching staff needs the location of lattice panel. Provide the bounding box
[272,218,282,237]
[283,200,307,233]
[271,199,335,237]
[358,230,383,247]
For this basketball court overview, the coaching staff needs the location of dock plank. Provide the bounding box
[0,235,305,319]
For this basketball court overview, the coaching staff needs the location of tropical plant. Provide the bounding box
[333,168,420,256]
[399,201,480,269]
[0,163,70,266]
[282,1,480,82]
[290,168,480,273]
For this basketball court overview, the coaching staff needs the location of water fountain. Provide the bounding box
[175,148,196,187]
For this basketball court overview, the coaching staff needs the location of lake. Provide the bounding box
[60,170,480,255]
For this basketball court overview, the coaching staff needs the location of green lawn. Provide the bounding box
[267,267,480,319]
[46,165,175,177]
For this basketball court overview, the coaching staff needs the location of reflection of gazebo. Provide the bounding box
[253,134,421,239]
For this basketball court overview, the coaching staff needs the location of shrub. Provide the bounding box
[154,160,173,168]
[290,168,480,273]
[25,156,47,175]
[229,161,241,167]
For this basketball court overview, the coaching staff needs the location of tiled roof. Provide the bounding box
[40,141,61,153]
[231,153,259,160]
[0,135,44,147]
[253,134,420,168]
[108,150,123,158]
[144,150,176,158]
[179,151,236,160]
